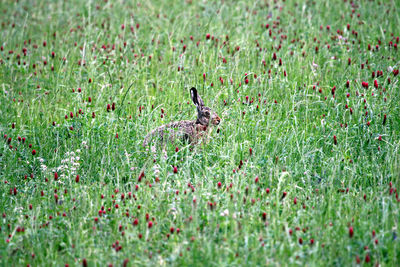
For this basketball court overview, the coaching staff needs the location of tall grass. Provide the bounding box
[1,0,399,265]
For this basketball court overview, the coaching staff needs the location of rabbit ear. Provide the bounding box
[190,87,204,107]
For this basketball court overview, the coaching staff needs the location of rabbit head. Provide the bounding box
[190,87,221,126]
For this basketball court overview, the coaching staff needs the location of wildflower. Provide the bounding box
[365,254,370,263]
[349,226,354,238]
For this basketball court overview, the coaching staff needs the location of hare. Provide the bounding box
[142,87,221,147]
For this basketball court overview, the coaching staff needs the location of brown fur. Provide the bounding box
[142,87,220,147]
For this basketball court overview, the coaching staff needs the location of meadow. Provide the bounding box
[1,0,399,266]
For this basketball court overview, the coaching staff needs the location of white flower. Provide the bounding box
[153,164,160,175]
[220,209,229,217]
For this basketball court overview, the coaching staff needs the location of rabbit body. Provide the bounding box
[142,120,208,146]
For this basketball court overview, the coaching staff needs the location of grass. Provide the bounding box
[1,0,399,266]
